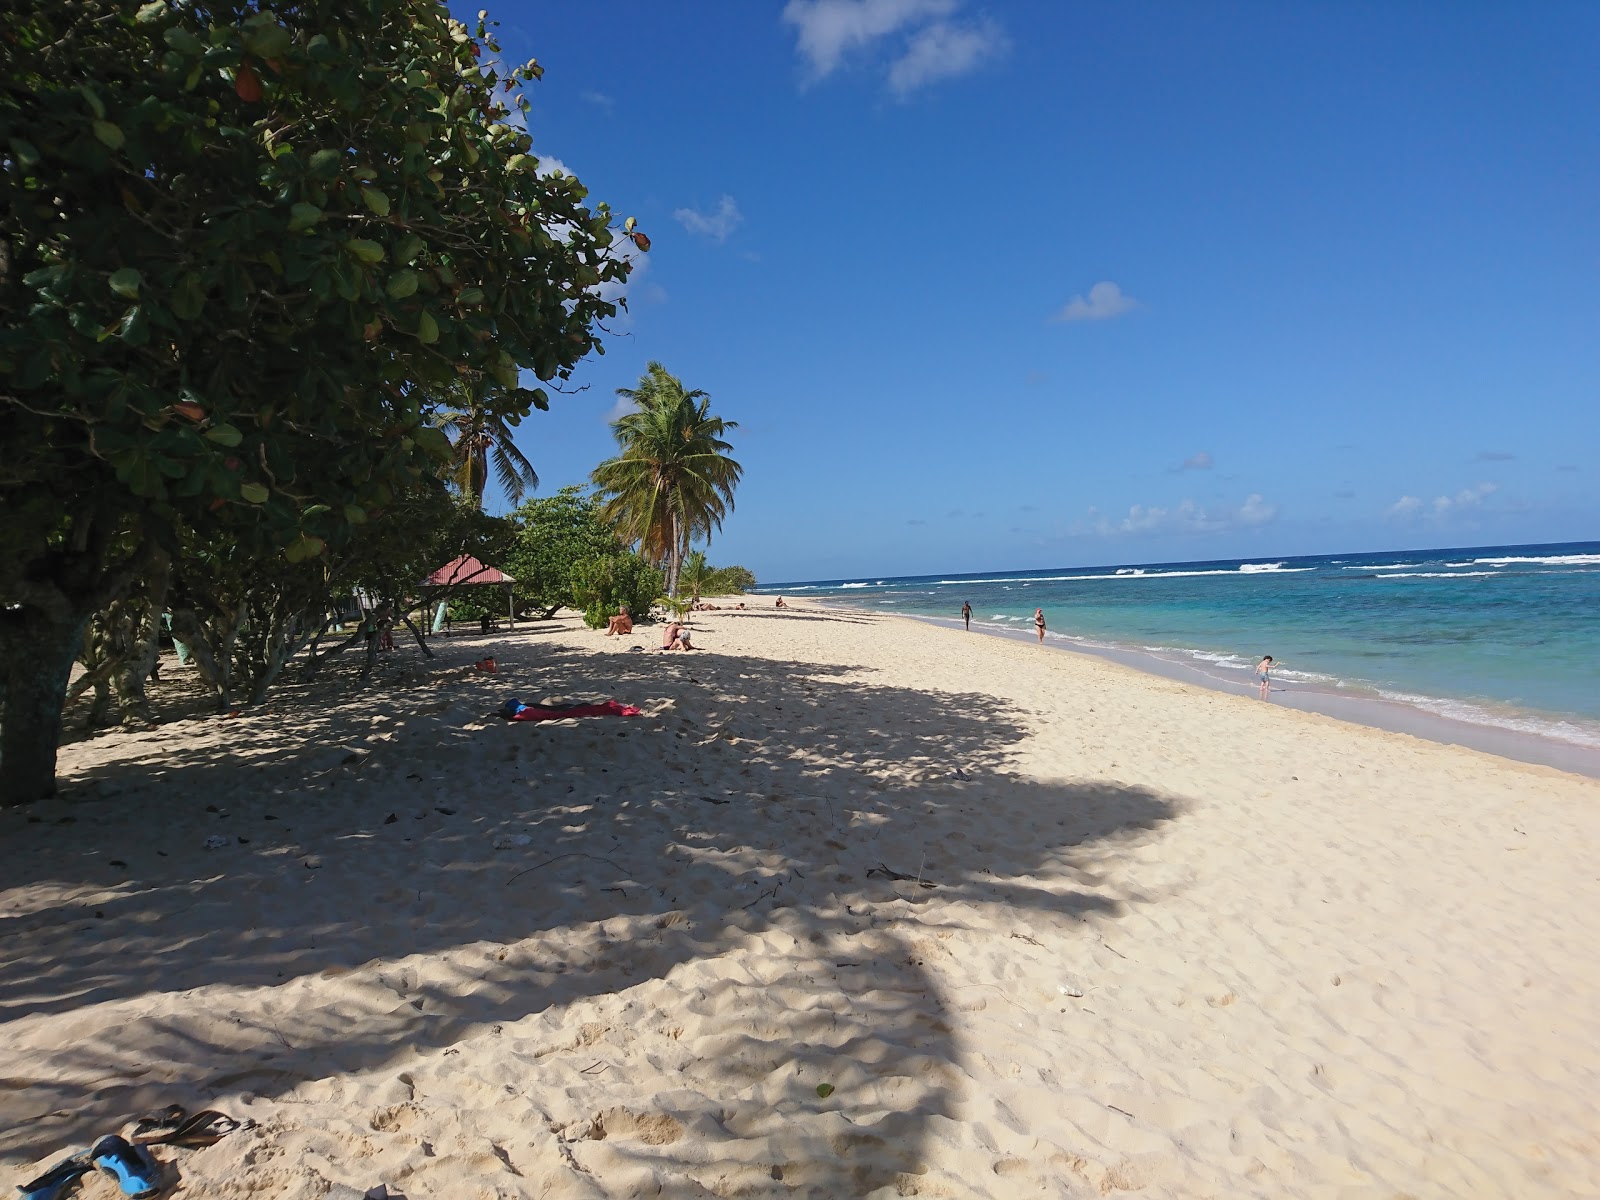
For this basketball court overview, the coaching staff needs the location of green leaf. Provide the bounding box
[309,148,342,176]
[246,24,291,58]
[815,1084,834,1099]
[505,154,533,174]
[306,34,338,63]
[385,268,418,299]
[92,121,125,150]
[412,425,451,458]
[455,287,485,307]
[288,202,321,231]
[395,233,424,264]
[416,310,439,343]
[78,85,107,120]
[171,272,206,320]
[135,1,168,23]
[108,268,142,299]
[343,504,368,525]
[359,186,391,216]
[162,26,204,55]
[203,423,243,447]
[119,305,149,345]
[302,503,332,518]
[239,481,270,504]
[344,239,385,263]
[284,533,326,563]
[11,138,41,168]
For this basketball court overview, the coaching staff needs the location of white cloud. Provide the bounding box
[1080,493,1278,537]
[673,195,743,242]
[1175,451,1213,472]
[534,152,572,178]
[1052,281,1139,323]
[782,0,957,79]
[604,395,637,424]
[887,18,1007,96]
[1388,481,1499,520]
[581,90,616,111]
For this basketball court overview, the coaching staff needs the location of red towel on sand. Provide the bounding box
[503,699,642,722]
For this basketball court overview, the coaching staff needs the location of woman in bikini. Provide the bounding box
[1034,608,1046,643]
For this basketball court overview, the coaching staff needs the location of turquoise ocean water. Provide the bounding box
[759,541,1600,754]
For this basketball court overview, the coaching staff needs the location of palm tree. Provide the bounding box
[430,379,539,509]
[591,363,741,596]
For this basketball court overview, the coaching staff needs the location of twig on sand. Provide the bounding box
[742,878,784,910]
[579,1061,610,1075]
[505,852,627,886]
[1107,1104,1135,1120]
[1100,942,1127,960]
[866,862,937,889]
[1010,932,1043,947]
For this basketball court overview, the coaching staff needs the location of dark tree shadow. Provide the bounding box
[1,627,1184,1195]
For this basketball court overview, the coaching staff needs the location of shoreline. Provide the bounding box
[810,598,1600,780]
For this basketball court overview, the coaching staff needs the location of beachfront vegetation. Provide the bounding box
[0,1,641,801]
[591,363,743,598]
[571,554,664,630]
[504,487,624,620]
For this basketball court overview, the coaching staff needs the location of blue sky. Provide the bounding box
[476,0,1598,584]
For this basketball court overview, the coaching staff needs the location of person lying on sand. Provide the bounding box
[660,621,693,650]
[605,606,633,636]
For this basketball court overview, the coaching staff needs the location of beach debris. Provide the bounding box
[1107,1104,1135,1120]
[1011,932,1043,947]
[203,834,229,850]
[1057,983,1085,998]
[492,833,532,849]
[698,795,730,805]
[304,855,323,870]
[110,859,128,868]
[815,1083,834,1098]
[434,806,456,816]
[951,767,971,780]
[866,862,937,888]
[384,813,398,824]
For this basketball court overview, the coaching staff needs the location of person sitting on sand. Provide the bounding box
[775,596,788,609]
[605,605,633,637]
[1256,655,1276,700]
[1034,607,1046,643]
[660,621,693,650]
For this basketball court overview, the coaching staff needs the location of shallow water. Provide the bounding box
[762,541,1600,754]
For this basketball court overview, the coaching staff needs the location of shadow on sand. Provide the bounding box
[2,626,1183,1195]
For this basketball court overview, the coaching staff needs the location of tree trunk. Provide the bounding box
[111,553,170,727]
[0,610,91,804]
[666,510,684,597]
[401,614,435,657]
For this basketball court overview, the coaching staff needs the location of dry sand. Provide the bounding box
[3,602,1598,1198]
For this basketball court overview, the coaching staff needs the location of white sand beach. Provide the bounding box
[4,602,1598,1198]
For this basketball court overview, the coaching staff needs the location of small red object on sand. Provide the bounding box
[474,657,498,672]
[501,699,641,722]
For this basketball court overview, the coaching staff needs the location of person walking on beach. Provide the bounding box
[1034,607,1046,643]
[962,601,971,631]
[1256,655,1276,699]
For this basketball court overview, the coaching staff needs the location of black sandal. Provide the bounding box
[129,1106,242,1148]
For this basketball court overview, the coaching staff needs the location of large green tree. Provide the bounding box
[503,486,621,618]
[590,362,742,597]
[0,0,641,801]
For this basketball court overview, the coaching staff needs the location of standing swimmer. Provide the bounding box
[1034,608,1046,643]
[1256,655,1276,699]
[962,601,972,631]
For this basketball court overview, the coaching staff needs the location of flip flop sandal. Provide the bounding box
[88,1135,162,1198]
[130,1108,241,1149]
[17,1150,92,1200]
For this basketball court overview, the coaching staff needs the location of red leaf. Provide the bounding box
[235,63,262,103]
[630,231,651,252]
[171,401,206,423]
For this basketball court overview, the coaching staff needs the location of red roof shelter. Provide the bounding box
[424,556,516,587]
[422,556,517,632]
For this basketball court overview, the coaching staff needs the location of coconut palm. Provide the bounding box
[591,363,741,596]
[430,379,539,509]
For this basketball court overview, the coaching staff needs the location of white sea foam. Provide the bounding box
[1377,571,1497,579]
[1472,554,1600,567]
[1374,689,1600,749]
[1347,563,1425,571]
[931,565,1305,585]
[838,582,871,589]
